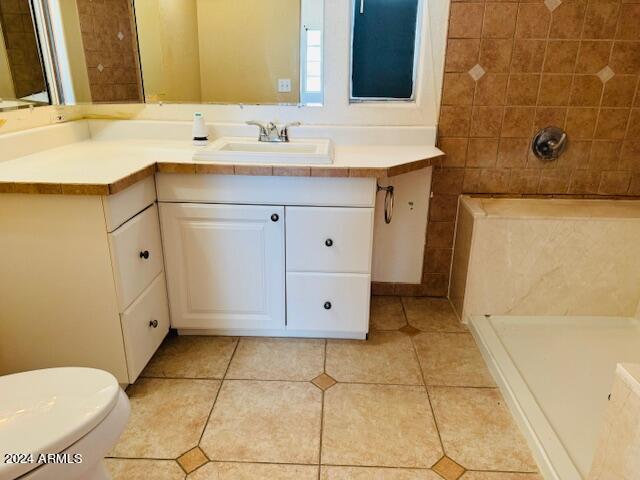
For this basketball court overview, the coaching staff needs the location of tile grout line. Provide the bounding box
[401,297,447,458]
[317,339,328,480]
[195,336,241,450]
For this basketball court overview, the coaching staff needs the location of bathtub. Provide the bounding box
[471,314,640,480]
[451,196,640,479]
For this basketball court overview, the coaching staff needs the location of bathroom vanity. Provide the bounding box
[0,120,441,384]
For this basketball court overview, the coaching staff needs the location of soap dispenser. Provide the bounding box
[192,112,208,146]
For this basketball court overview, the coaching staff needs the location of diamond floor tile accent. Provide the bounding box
[177,447,208,474]
[468,64,486,81]
[432,456,465,480]
[544,0,562,12]
[312,372,337,390]
[597,66,615,83]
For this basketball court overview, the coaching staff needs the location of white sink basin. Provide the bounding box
[193,137,333,165]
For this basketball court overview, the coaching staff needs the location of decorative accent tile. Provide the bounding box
[312,373,337,391]
[544,0,562,12]
[432,456,465,480]
[597,66,615,83]
[468,64,486,82]
[117,31,124,41]
[177,447,208,474]
[399,324,421,336]
[97,63,104,72]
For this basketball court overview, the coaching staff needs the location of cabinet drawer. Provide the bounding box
[286,272,370,334]
[109,203,164,311]
[121,273,169,382]
[286,207,374,273]
[103,176,156,233]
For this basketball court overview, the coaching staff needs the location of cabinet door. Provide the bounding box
[159,203,285,331]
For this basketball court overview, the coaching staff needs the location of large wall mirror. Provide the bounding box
[0,0,324,109]
[0,0,50,110]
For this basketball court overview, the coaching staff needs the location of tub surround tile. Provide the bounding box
[326,331,423,385]
[226,338,324,381]
[142,336,237,379]
[588,363,640,479]
[321,466,441,480]
[429,386,538,472]
[322,383,443,468]
[188,463,319,480]
[370,295,407,330]
[110,378,221,459]
[105,459,186,480]
[200,380,321,464]
[459,198,640,318]
[413,333,495,387]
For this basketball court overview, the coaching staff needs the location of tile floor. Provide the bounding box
[106,296,542,480]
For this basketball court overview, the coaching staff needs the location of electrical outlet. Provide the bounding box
[278,79,291,93]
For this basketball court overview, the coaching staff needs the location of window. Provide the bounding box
[350,0,421,101]
[301,28,323,104]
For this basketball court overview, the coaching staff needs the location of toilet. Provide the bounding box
[0,368,130,480]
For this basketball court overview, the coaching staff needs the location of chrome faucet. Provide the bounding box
[246,121,301,142]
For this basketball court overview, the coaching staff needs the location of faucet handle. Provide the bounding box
[279,121,302,142]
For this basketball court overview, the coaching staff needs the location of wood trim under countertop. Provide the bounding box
[1,155,443,196]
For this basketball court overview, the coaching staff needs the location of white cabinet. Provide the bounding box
[160,203,285,332]
[157,174,375,339]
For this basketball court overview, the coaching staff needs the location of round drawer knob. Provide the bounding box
[271,213,280,222]
[139,250,150,260]
[324,301,332,310]
[325,238,333,247]
[149,319,159,328]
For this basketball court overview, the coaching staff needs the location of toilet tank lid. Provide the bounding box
[0,367,120,479]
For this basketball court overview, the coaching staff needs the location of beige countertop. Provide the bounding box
[0,122,443,195]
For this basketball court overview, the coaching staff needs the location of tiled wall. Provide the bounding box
[421,0,640,297]
[0,0,46,98]
[76,0,142,103]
